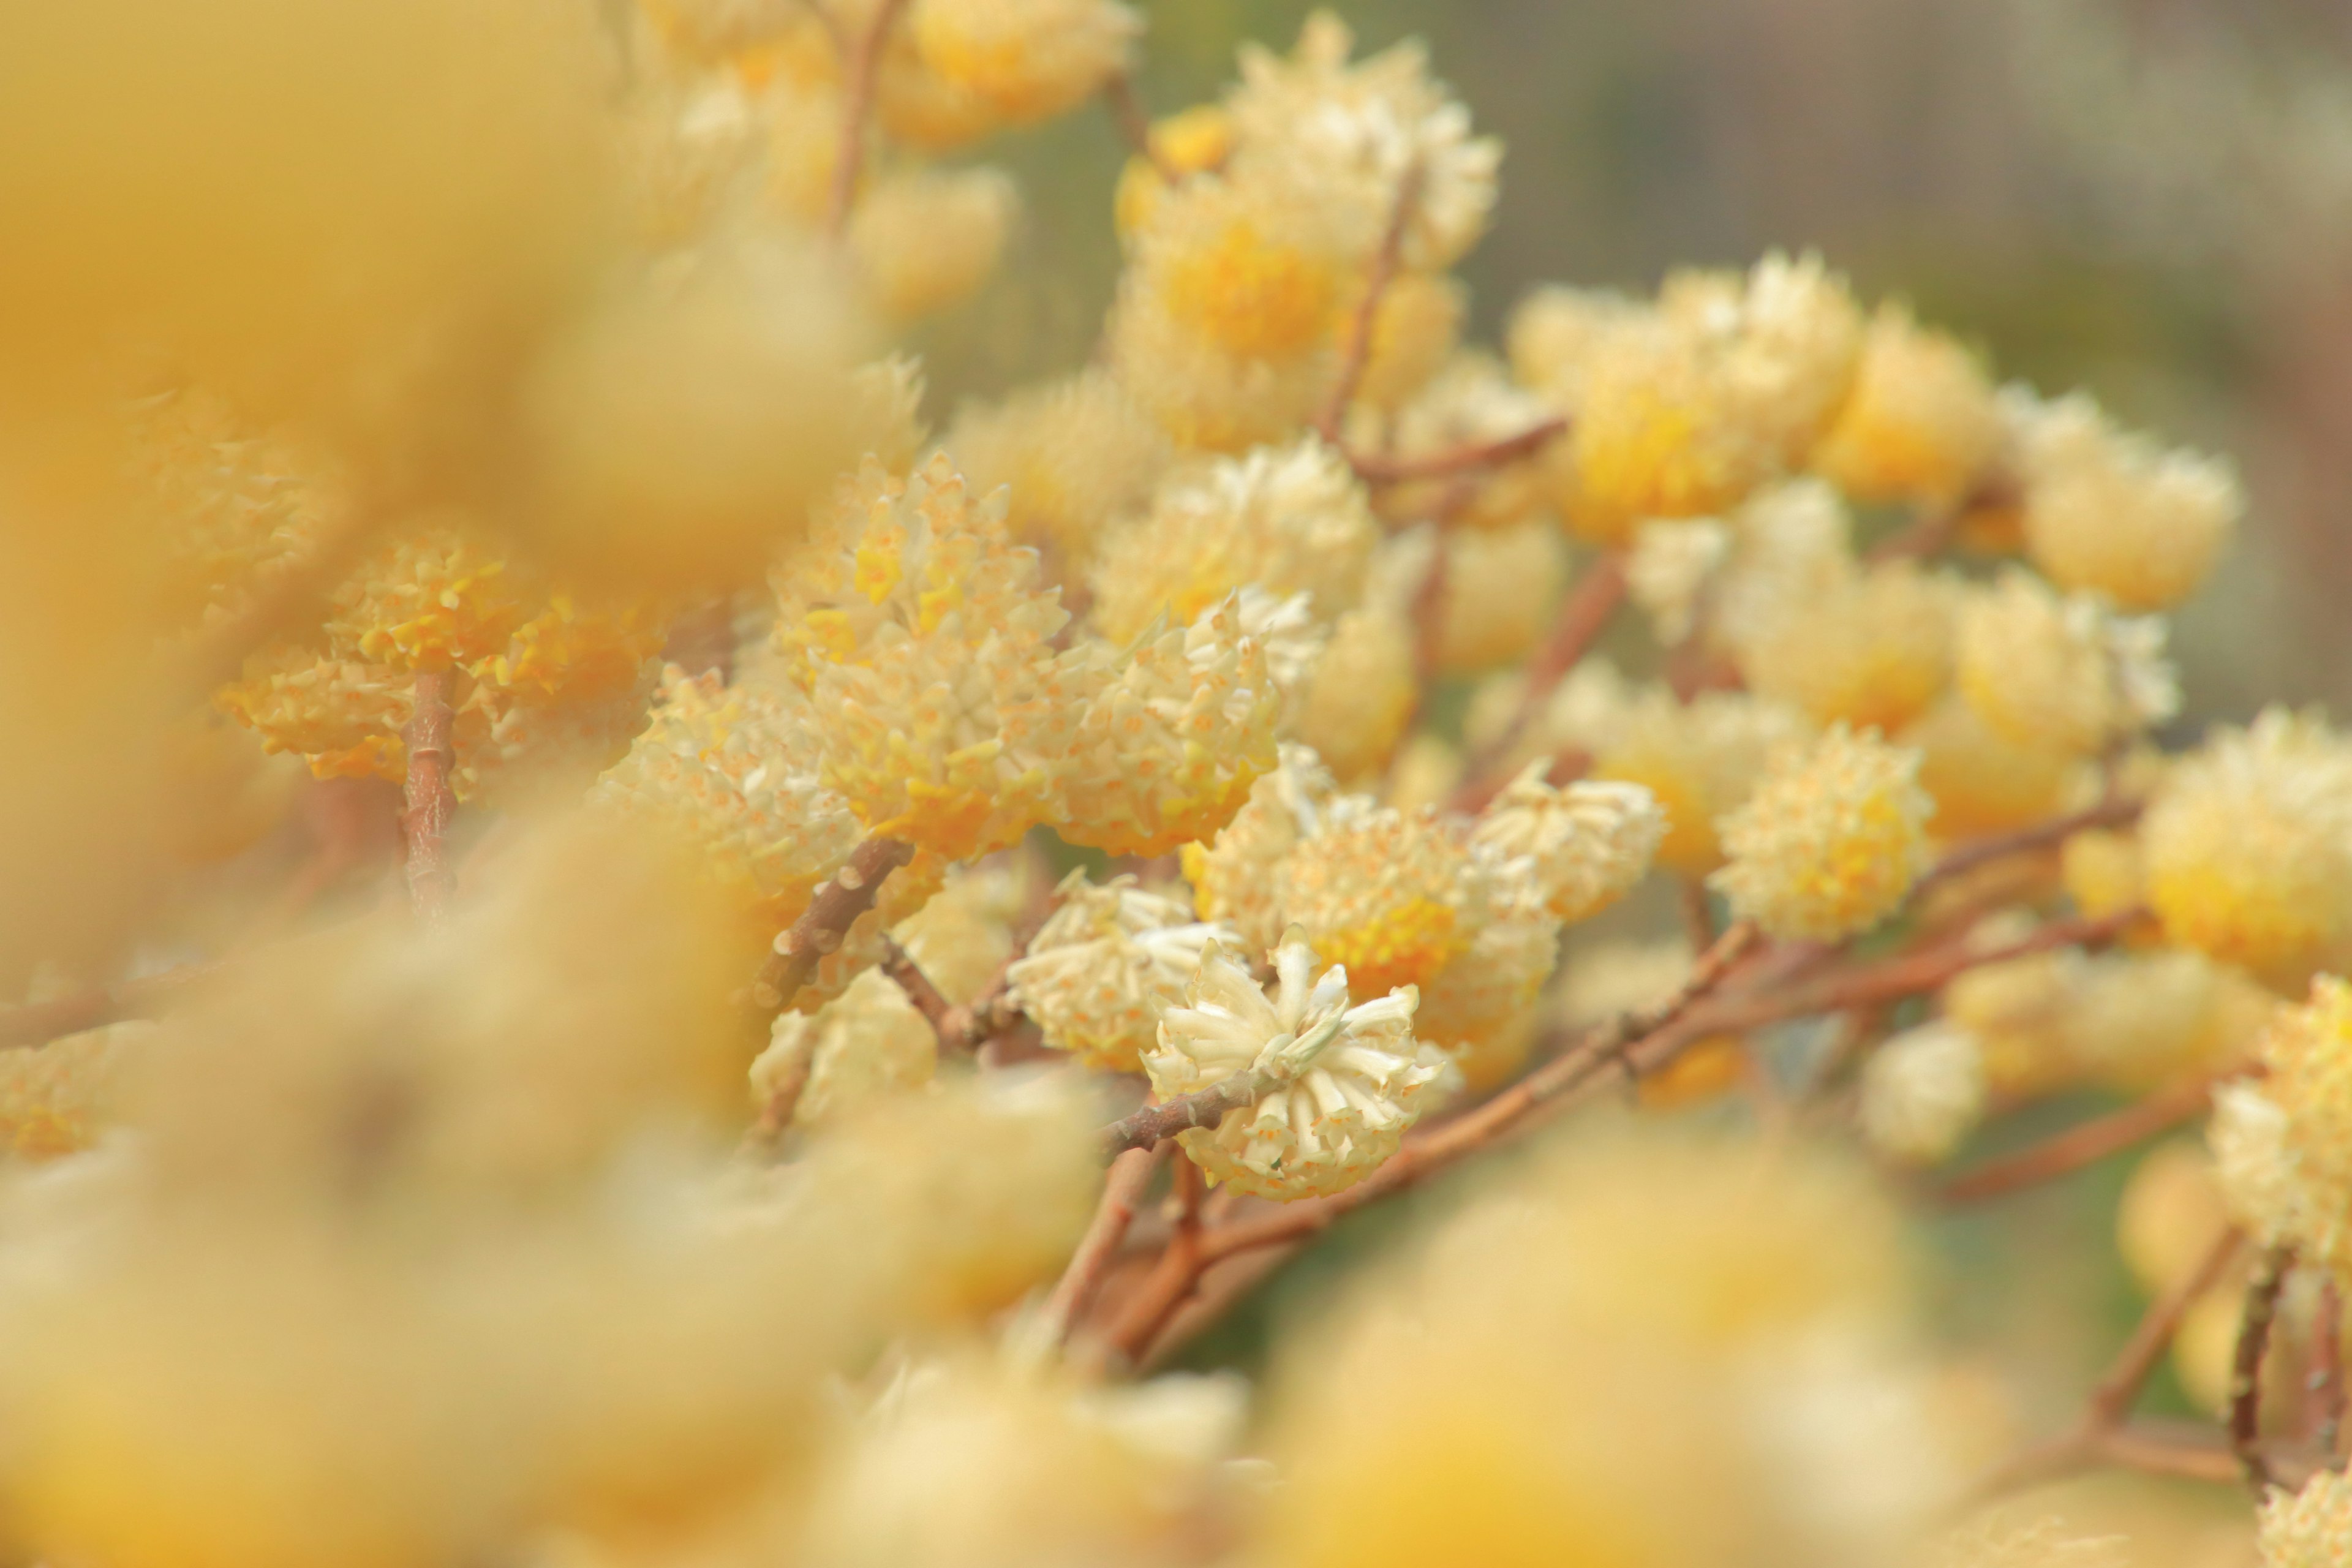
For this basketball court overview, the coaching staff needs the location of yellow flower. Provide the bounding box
[1733,559,1955,734]
[1470,764,1663,923]
[906,0,1140,126]
[1006,873,1236,1071]
[944,368,1171,566]
[1590,687,1809,877]
[750,967,937,1128]
[772,454,1083,859]
[846,165,1018,322]
[1144,929,1442,1200]
[1087,437,1376,645]
[2258,1468,2352,1568]
[1278,804,1483,1000]
[1901,696,2078,840]
[2143,709,2352,983]
[1710,725,1934,942]
[1113,103,1234,241]
[1810,304,2001,503]
[2010,389,2241,611]
[1954,569,2177,757]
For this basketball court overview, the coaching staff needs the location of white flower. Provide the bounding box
[1470,764,1663,923]
[1143,929,1443,1200]
[1858,1022,1986,1166]
[1006,875,1238,1072]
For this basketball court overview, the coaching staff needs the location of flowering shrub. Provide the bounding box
[0,2,2340,1565]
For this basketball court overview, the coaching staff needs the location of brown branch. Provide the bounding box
[823,0,910,241]
[2094,1227,2249,1427]
[1662,907,2144,1048]
[1314,161,1425,443]
[1102,1069,1270,1158]
[1095,1155,1204,1366]
[2315,1278,2345,1461]
[1973,1228,2250,1502]
[1347,417,1569,486]
[1866,474,2017,564]
[878,935,956,1035]
[1449,554,1628,812]
[1137,1242,1299,1371]
[1191,921,1760,1268]
[750,836,916,1011]
[400,667,458,921]
[1041,1143,1167,1348]
[1939,1070,2230,1205]
[0,963,216,1050]
[2234,1246,2293,1494]
[1102,73,1180,183]
[1917,795,2145,894]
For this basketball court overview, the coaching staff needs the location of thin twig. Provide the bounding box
[1102,73,1181,183]
[2234,1246,2294,1494]
[1659,907,2144,1049]
[1041,1143,1167,1348]
[1940,1070,2231,1205]
[1449,554,1627,811]
[1095,1156,1204,1366]
[1972,1228,2250,1503]
[823,0,910,240]
[400,667,458,921]
[2314,1278,2345,1461]
[1189,921,1760,1267]
[1139,1242,1300,1371]
[878,935,956,1035]
[2092,1227,2249,1427]
[1102,1069,1270,1157]
[1917,795,2145,894]
[1314,161,1424,442]
[1865,475,2016,564]
[751,836,917,1011]
[1347,417,1568,486]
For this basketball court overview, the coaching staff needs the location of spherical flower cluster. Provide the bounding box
[592,664,864,932]
[1007,875,1238,1071]
[1858,1021,1987,1166]
[1431,521,1566,673]
[1228,11,1500,272]
[1711,725,1935,942]
[1411,910,1557,1080]
[1626,518,1733,646]
[945,368,1172,565]
[1468,764,1664,922]
[130,385,347,631]
[846,165,1019,322]
[771,454,1084,859]
[1182,744,1338,952]
[1902,696,2077,839]
[1955,570,2178,758]
[1088,437,1378,644]
[1732,559,1955,734]
[1055,594,1283,856]
[2210,976,2352,1280]
[751,967,937,1129]
[2008,390,2242,611]
[1291,595,1418,784]
[2142,709,2352,982]
[905,0,1140,126]
[2257,1468,2352,1568]
[1579,682,1809,876]
[1273,802,1481,1001]
[1106,163,1354,451]
[0,1023,144,1161]
[890,864,1026,1005]
[1809,304,2002,504]
[1142,929,1443,1200]
[1113,104,1235,242]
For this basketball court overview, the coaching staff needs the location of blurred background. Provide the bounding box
[924,0,2352,725]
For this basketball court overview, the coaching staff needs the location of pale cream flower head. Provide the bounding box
[1007,873,1240,1072]
[1144,928,1442,1200]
